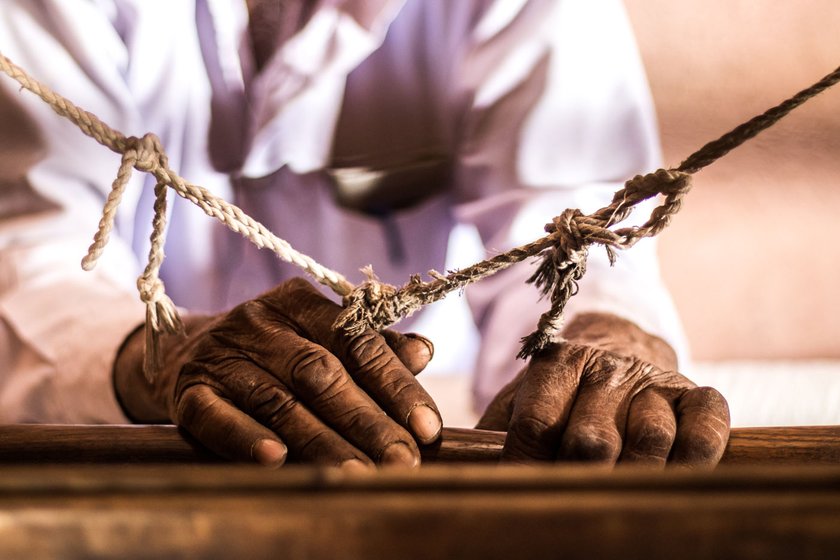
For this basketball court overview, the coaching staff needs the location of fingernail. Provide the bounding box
[409,405,442,444]
[381,442,419,467]
[339,458,372,473]
[407,333,435,360]
[252,439,287,468]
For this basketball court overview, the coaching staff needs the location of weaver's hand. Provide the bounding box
[113,278,441,469]
[477,313,730,467]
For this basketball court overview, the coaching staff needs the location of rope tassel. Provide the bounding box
[137,179,185,380]
[140,277,184,381]
[79,133,186,380]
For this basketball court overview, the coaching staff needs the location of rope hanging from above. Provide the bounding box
[1,50,839,379]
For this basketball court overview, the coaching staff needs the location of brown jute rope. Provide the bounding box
[337,63,840,358]
[1,49,838,371]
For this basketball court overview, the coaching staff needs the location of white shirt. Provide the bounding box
[0,0,686,422]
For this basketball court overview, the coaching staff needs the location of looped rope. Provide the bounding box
[2,49,839,366]
[517,170,691,357]
[612,169,693,248]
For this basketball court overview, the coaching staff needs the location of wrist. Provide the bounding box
[112,321,169,423]
[112,314,214,423]
[561,312,678,371]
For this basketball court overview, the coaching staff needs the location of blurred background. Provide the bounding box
[424,0,840,427]
[627,0,840,361]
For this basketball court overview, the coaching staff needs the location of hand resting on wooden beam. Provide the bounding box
[478,313,731,468]
[114,279,730,469]
[114,278,442,470]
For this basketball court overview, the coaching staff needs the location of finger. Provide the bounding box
[263,335,421,466]
[618,389,677,468]
[341,330,442,444]
[501,345,582,463]
[557,379,624,466]
[175,384,288,468]
[209,359,379,468]
[670,386,731,468]
[273,280,442,444]
[381,330,435,375]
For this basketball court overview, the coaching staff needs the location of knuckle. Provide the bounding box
[693,429,726,454]
[247,386,306,434]
[285,277,317,294]
[247,382,297,424]
[348,331,392,370]
[276,278,333,314]
[334,406,409,455]
[581,350,634,384]
[174,384,213,426]
[289,348,346,398]
[508,413,553,454]
[685,386,729,413]
[229,298,267,326]
[675,429,726,465]
[629,419,675,454]
[563,424,622,462]
[296,430,348,464]
[332,403,374,426]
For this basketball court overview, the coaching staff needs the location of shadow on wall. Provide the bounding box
[624,0,840,360]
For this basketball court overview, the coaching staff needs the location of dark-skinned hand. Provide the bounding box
[477,312,730,468]
[113,278,442,469]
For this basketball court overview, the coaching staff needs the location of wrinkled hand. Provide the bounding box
[114,278,442,469]
[478,313,730,468]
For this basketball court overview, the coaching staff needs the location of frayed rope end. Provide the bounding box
[138,278,184,383]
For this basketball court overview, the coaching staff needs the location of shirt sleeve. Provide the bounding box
[451,0,689,410]
[0,0,218,422]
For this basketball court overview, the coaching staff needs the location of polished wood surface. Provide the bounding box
[2,425,839,558]
[1,424,839,464]
[0,463,838,559]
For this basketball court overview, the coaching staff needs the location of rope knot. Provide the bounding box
[333,266,423,335]
[137,276,165,304]
[127,133,164,172]
[545,208,587,264]
[136,275,182,334]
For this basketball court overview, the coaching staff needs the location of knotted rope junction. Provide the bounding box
[1,50,838,379]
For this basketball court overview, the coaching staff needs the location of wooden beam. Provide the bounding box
[0,424,838,464]
[0,463,838,558]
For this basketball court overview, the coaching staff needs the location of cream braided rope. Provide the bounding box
[1,52,352,381]
[2,50,839,379]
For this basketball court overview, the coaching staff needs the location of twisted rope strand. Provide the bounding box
[0,52,355,377]
[80,150,137,271]
[0,55,353,300]
[678,65,840,174]
[2,48,838,365]
[138,181,184,380]
[335,65,840,357]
